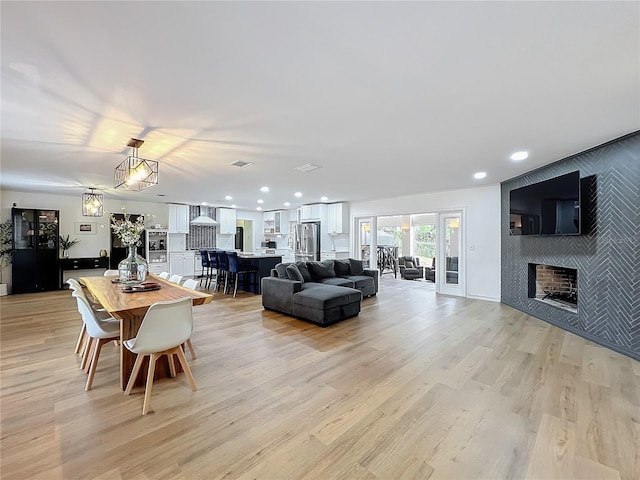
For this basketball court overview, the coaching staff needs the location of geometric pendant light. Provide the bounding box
[82,188,104,216]
[114,138,159,191]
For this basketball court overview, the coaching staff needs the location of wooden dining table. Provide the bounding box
[79,273,213,390]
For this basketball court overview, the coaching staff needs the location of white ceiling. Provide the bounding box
[2,1,638,212]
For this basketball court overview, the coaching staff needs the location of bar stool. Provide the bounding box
[198,249,210,287]
[226,251,258,297]
[207,249,219,289]
[217,251,230,293]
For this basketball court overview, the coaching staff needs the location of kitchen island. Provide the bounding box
[237,253,283,294]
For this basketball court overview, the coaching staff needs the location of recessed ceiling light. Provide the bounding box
[284,202,291,207]
[473,172,487,180]
[224,195,232,200]
[510,151,529,161]
[201,202,207,205]
[257,199,264,204]
[260,186,269,193]
[320,196,328,202]
[256,207,262,211]
[231,204,236,208]
[294,192,302,198]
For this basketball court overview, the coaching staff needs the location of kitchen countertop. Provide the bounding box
[239,253,283,259]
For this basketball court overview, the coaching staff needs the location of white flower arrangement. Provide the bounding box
[109,207,154,247]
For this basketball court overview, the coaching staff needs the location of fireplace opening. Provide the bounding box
[528,263,578,313]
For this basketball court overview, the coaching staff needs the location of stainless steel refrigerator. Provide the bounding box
[294,221,320,261]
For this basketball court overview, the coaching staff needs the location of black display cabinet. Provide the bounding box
[12,208,60,293]
[109,213,146,269]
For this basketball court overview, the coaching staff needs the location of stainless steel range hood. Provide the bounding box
[190,206,219,226]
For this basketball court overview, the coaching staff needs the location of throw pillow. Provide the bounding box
[334,258,351,277]
[286,264,305,282]
[308,260,336,280]
[405,260,415,268]
[275,263,290,279]
[349,258,364,275]
[295,261,312,282]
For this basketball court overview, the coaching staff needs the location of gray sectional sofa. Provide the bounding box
[261,258,378,326]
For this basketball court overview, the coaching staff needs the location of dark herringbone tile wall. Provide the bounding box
[501,131,640,360]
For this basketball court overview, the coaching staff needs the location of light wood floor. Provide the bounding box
[1,275,638,480]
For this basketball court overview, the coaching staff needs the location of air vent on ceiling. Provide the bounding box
[229,160,254,168]
[295,163,322,172]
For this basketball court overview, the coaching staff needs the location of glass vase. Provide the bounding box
[118,245,148,286]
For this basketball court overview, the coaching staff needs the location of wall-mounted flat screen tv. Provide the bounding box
[509,171,580,236]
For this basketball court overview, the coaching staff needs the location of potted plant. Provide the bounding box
[59,234,80,258]
[0,219,12,296]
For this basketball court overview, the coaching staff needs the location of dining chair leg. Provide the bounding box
[233,274,239,297]
[174,346,197,392]
[85,338,111,391]
[81,337,93,370]
[142,353,159,415]
[124,354,145,396]
[74,323,86,355]
[186,338,197,359]
[168,353,176,377]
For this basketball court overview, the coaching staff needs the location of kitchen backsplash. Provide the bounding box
[187,205,217,249]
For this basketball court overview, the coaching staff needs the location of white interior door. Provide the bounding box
[355,217,375,269]
[437,211,464,297]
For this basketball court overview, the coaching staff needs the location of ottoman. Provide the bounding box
[293,285,362,326]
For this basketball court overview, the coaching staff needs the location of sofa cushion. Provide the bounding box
[286,264,305,283]
[275,262,291,279]
[319,277,354,288]
[404,260,415,268]
[349,258,364,275]
[308,260,336,280]
[293,284,361,310]
[333,258,351,277]
[295,261,313,283]
[345,275,374,295]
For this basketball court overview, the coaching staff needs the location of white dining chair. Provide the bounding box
[158,271,170,279]
[178,278,200,359]
[168,274,183,285]
[123,297,197,415]
[73,292,120,391]
[67,279,111,359]
[181,278,199,290]
[104,269,119,276]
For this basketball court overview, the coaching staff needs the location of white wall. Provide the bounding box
[350,184,501,301]
[1,189,172,290]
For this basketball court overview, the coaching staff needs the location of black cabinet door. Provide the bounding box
[11,208,60,293]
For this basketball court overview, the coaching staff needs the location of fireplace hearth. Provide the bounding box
[528,263,578,312]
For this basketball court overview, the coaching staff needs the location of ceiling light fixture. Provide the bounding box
[257,207,262,211]
[114,138,159,191]
[510,151,529,161]
[224,195,232,200]
[284,202,291,207]
[257,199,264,204]
[260,186,269,193]
[81,188,103,217]
[294,192,302,198]
[320,196,328,202]
[473,172,487,180]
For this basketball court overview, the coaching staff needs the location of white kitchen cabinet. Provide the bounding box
[146,229,169,274]
[217,207,237,234]
[169,251,195,276]
[263,210,289,235]
[300,203,326,221]
[168,204,189,233]
[327,202,349,234]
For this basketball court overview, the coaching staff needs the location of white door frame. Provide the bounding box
[436,209,465,297]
